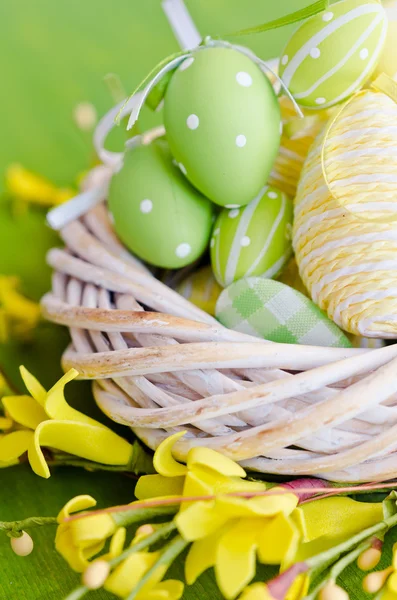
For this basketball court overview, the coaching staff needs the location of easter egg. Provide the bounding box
[373,0,397,81]
[164,47,281,207]
[216,277,351,348]
[210,185,293,287]
[293,88,397,337]
[108,140,213,269]
[177,266,222,316]
[279,0,388,109]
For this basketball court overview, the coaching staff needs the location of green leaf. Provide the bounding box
[383,491,397,519]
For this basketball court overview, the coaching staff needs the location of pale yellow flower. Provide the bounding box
[0,366,133,477]
[0,276,40,343]
[5,163,75,209]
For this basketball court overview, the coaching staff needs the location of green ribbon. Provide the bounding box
[221,0,329,37]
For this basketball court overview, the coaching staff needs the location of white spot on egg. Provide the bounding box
[360,48,369,60]
[268,191,278,199]
[187,114,199,130]
[175,243,191,258]
[310,48,321,59]
[281,55,288,66]
[179,163,187,175]
[225,204,240,209]
[140,199,153,213]
[210,238,215,248]
[240,236,251,247]
[322,11,333,22]
[315,97,326,105]
[228,209,239,219]
[214,228,220,236]
[236,71,253,87]
[236,134,247,148]
[179,56,194,71]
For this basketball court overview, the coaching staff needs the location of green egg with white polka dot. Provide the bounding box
[279,0,387,109]
[108,140,213,269]
[164,47,281,208]
[210,185,293,287]
[216,277,351,347]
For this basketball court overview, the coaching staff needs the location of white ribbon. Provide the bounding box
[162,0,202,50]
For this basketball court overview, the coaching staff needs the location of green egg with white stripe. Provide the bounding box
[210,186,293,287]
[216,277,352,347]
[279,0,388,109]
[164,47,281,207]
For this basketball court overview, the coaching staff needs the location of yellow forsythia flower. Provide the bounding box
[238,583,275,600]
[56,495,118,572]
[136,432,303,600]
[5,163,75,208]
[0,366,133,477]
[0,277,40,343]
[104,526,184,600]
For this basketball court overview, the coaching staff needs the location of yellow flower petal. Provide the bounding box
[55,525,96,572]
[28,421,133,478]
[285,574,310,600]
[257,513,300,566]
[393,543,397,570]
[144,580,184,600]
[388,572,397,594]
[2,395,47,429]
[215,518,259,600]
[69,513,116,546]
[185,530,220,585]
[104,552,161,598]
[20,366,47,405]
[182,466,266,500]
[44,368,107,427]
[301,497,383,543]
[58,495,97,522]
[0,430,33,461]
[108,527,127,558]
[238,583,274,600]
[135,475,185,500]
[187,447,246,478]
[5,164,73,206]
[214,492,297,520]
[153,432,187,477]
[0,417,13,430]
[176,500,228,541]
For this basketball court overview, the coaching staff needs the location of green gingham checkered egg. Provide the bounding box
[108,140,213,269]
[210,186,293,287]
[164,47,281,207]
[216,277,351,347]
[279,0,387,109]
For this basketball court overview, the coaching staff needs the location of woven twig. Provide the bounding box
[42,193,397,482]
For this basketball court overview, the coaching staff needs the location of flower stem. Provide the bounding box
[0,516,57,537]
[306,539,372,600]
[126,534,188,600]
[112,505,178,528]
[307,512,397,571]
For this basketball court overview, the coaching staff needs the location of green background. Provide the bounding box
[0,1,382,599]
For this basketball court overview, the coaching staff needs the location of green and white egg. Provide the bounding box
[373,0,397,81]
[164,47,281,207]
[210,185,293,287]
[279,0,388,109]
[108,140,213,269]
[216,277,352,347]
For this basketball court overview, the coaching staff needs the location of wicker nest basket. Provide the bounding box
[41,187,397,484]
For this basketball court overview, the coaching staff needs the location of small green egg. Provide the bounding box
[108,140,213,269]
[164,47,281,207]
[210,185,293,287]
[279,0,387,109]
[216,277,352,347]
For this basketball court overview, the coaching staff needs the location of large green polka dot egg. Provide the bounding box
[279,0,388,109]
[164,47,281,208]
[210,185,293,287]
[108,140,213,269]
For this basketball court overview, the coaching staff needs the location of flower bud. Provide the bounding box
[135,524,155,538]
[363,567,393,594]
[319,581,349,600]
[357,547,382,571]
[10,531,33,556]
[83,560,110,590]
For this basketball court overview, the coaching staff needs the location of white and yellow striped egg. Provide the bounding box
[177,266,222,316]
[293,87,397,337]
[211,186,293,287]
[279,0,388,109]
